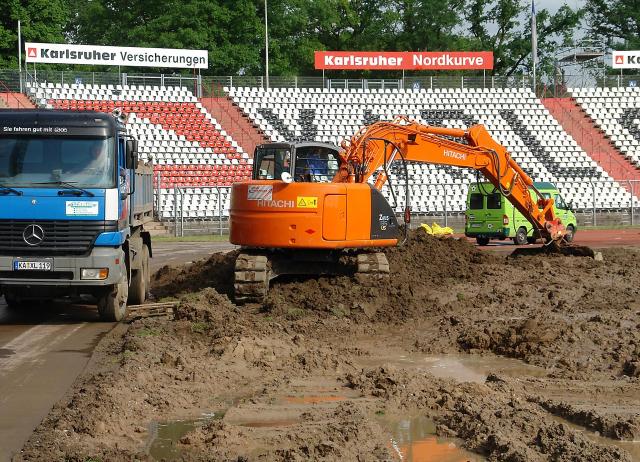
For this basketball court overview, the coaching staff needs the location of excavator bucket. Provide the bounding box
[510,240,595,258]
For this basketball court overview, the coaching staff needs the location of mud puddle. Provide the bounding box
[148,411,224,460]
[551,415,640,461]
[380,414,484,462]
[360,352,547,383]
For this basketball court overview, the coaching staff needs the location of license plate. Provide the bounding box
[470,223,482,228]
[13,260,53,271]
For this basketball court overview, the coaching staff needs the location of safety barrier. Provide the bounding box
[152,180,640,236]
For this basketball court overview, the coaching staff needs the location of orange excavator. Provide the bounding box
[229,116,581,303]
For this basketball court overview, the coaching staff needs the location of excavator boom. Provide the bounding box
[335,117,565,241]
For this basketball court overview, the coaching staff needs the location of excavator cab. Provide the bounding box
[253,142,340,183]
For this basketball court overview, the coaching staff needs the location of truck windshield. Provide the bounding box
[0,137,116,189]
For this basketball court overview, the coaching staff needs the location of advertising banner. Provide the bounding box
[612,51,640,69]
[25,42,208,69]
[315,51,493,70]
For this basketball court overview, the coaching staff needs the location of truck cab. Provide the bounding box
[464,181,577,246]
[0,110,153,321]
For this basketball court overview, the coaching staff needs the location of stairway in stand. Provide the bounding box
[200,96,269,156]
[542,98,640,189]
[0,92,36,108]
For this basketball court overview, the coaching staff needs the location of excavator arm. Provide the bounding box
[335,116,565,241]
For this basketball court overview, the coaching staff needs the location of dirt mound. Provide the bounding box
[151,250,238,299]
[266,232,498,322]
[18,237,640,461]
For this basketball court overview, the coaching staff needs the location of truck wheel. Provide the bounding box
[97,275,129,322]
[514,227,528,245]
[564,225,575,243]
[476,237,490,246]
[128,245,149,305]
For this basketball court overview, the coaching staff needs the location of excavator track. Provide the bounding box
[356,252,390,276]
[234,253,270,304]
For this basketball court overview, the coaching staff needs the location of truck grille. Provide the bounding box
[0,220,118,256]
[0,271,74,280]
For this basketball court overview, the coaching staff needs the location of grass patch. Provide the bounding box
[136,327,160,338]
[285,308,307,320]
[579,224,640,230]
[191,321,209,334]
[154,234,230,243]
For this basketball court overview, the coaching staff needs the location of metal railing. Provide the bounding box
[152,180,640,235]
[5,68,640,95]
[153,185,230,236]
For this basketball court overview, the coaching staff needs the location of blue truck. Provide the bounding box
[0,110,153,321]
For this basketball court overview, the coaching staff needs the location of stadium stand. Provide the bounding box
[20,81,640,219]
[25,82,253,219]
[568,87,640,169]
[228,86,640,212]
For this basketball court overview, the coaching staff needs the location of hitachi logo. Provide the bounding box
[256,199,295,208]
[443,150,466,160]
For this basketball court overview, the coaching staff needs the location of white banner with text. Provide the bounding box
[25,43,208,69]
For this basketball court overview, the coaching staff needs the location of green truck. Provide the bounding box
[464,182,577,246]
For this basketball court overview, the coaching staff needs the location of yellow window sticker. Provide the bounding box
[296,196,318,208]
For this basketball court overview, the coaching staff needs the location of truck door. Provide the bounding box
[485,192,504,235]
[552,193,570,223]
[466,191,485,231]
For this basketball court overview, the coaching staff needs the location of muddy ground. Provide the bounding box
[15,232,640,461]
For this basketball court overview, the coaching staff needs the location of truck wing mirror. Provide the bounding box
[126,139,139,169]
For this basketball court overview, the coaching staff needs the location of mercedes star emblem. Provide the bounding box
[23,224,45,246]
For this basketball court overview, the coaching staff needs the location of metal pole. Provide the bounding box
[630,180,635,226]
[218,188,222,235]
[264,0,269,90]
[17,21,22,93]
[532,0,537,94]
[591,180,596,226]
[180,189,184,237]
[174,186,178,237]
[443,184,448,227]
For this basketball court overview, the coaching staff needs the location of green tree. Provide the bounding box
[0,0,69,68]
[392,0,466,52]
[265,0,398,75]
[69,0,264,74]
[464,0,582,78]
[585,0,640,49]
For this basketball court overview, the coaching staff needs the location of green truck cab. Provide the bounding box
[464,182,577,246]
